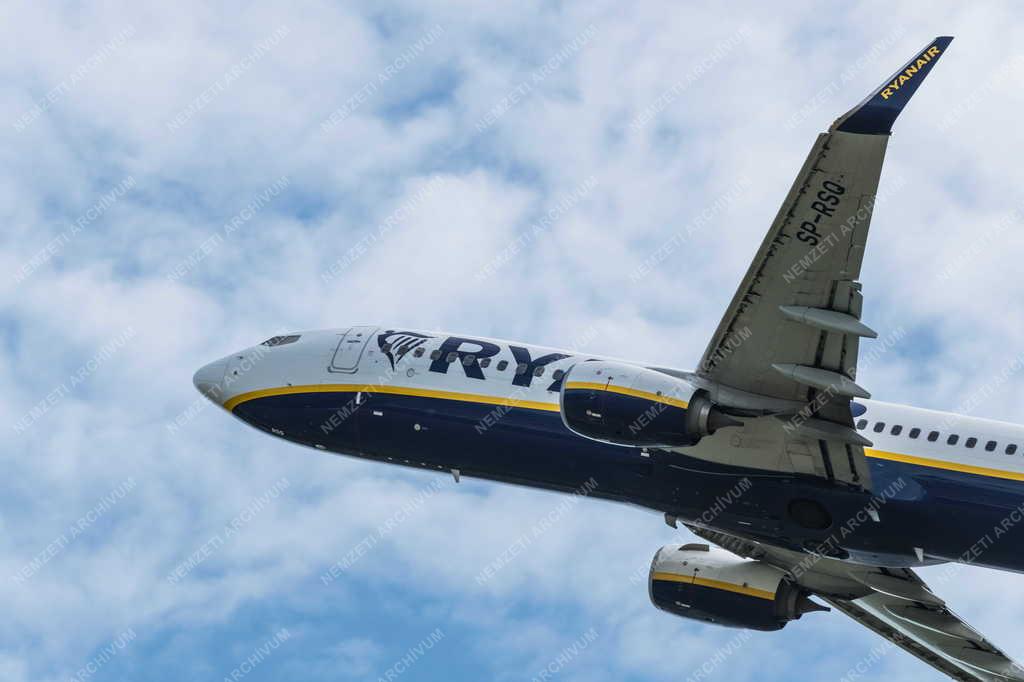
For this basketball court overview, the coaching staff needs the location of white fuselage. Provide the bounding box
[194,326,1024,572]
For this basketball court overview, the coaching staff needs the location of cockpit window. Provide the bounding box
[261,334,300,346]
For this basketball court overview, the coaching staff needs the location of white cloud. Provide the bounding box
[4,1,1024,681]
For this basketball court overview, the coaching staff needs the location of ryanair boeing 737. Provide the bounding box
[195,37,1024,680]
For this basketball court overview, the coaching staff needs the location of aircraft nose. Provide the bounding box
[193,359,228,403]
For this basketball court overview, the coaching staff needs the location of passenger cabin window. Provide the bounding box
[413,347,425,358]
[430,350,441,360]
[891,425,902,435]
[446,352,458,363]
[1007,444,1018,455]
[873,422,885,433]
[856,419,867,430]
[986,440,997,452]
[928,431,939,442]
[533,366,544,377]
[965,437,977,448]
[497,360,508,371]
[947,434,959,445]
[553,369,565,381]
[515,363,528,376]
[480,358,490,368]
[462,354,476,366]
[909,428,921,439]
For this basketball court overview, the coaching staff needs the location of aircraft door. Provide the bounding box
[330,326,377,373]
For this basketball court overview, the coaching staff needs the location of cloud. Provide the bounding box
[4,1,1024,681]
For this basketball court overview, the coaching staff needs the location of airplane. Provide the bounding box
[194,36,1024,680]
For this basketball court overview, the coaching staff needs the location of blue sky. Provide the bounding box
[5,2,1024,681]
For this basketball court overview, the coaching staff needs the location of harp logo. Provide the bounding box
[378,330,432,369]
[880,45,942,100]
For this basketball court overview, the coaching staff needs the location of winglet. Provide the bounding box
[831,36,953,135]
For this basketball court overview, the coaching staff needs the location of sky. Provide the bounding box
[4,1,1024,681]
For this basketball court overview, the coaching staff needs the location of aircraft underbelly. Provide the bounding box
[235,390,1024,573]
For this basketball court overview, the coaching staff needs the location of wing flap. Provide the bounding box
[885,604,981,640]
[837,591,1024,681]
[823,597,991,682]
[687,527,1024,682]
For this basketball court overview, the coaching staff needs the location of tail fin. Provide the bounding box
[831,36,953,135]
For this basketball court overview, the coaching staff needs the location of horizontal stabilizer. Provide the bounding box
[831,36,953,135]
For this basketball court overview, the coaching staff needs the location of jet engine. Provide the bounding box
[648,544,827,631]
[559,361,738,447]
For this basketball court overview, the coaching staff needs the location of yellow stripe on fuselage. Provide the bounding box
[225,385,1024,483]
[563,381,689,409]
[650,571,776,600]
[224,383,561,413]
[864,448,1024,482]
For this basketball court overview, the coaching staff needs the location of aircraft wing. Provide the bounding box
[690,37,953,489]
[690,526,1024,682]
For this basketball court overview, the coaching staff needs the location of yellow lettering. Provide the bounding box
[898,74,909,85]
[905,64,918,75]
[888,79,900,91]
[880,88,892,100]
[916,57,928,69]
[927,46,941,56]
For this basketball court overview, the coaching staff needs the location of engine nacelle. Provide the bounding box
[648,544,826,631]
[559,361,737,447]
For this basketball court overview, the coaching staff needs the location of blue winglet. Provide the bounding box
[831,36,953,135]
